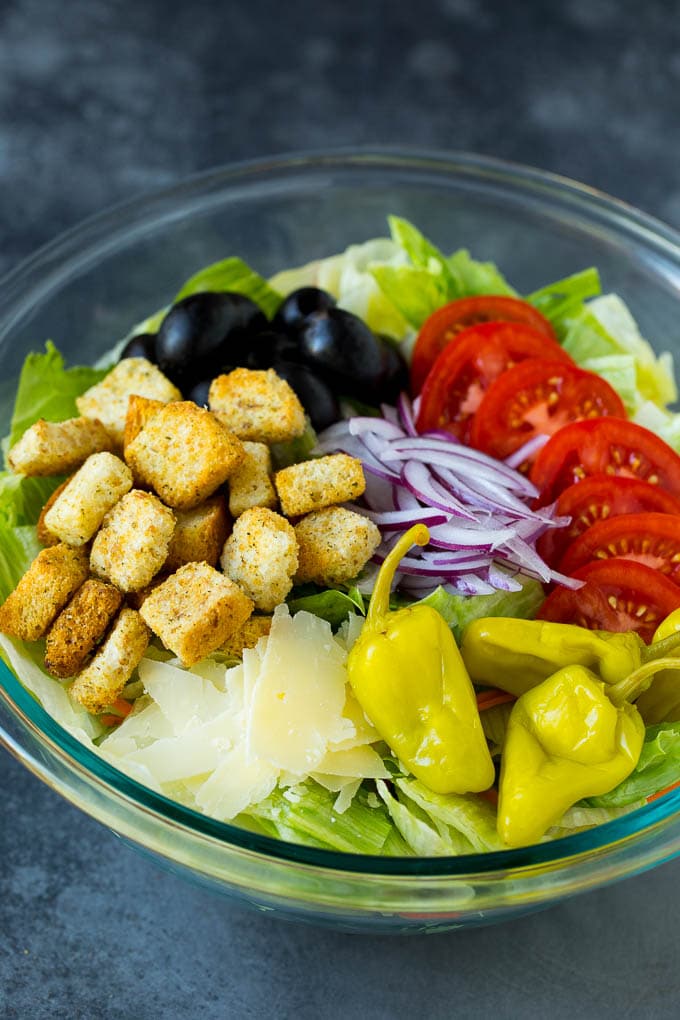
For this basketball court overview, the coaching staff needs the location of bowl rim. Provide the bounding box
[1,146,679,878]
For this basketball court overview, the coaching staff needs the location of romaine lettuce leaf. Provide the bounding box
[395,777,503,852]
[525,268,601,333]
[586,721,680,808]
[376,779,472,855]
[287,585,365,629]
[0,523,41,600]
[173,256,282,318]
[5,341,108,454]
[411,577,544,643]
[0,472,64,528]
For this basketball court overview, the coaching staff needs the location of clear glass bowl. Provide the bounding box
[1,150,679,934]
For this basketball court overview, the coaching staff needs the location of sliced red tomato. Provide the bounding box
[557,512,680,585]
[415,322,572,442]
[469,358,626,466]
[410,296,559,394]
[537,559,680,642]
[536,474,680,567]
[530,417,680,507]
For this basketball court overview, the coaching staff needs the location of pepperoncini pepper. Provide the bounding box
[461,618,645,696]
[498,664,646,847]
[636,608,680,724]
[347,524,494,795]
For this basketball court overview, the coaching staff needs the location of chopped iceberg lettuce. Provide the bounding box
[586,722,680,808]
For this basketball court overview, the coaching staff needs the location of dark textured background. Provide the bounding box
[1,1,679,1017]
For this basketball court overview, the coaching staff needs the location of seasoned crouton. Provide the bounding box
[294,507,381,586]
[139,561,254,667]
[123,394,166,454]
[164,495,230,571]
[70,608,150,713]
[37,477,73,547]
[44,579,124,678]
[43,453,133,546]
[90,489,175,592]
[228,441,277,518]
[220,507,298,612]
[124,574,168,610]
[8,417,114,477]
[275,453,366,517]
[76,358,181,446]
[0,544,89,641]
[219,614,272,657]
[209,368,305,443]
[125,401,245,511]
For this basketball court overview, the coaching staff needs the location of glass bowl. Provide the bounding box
[1,149,679,934]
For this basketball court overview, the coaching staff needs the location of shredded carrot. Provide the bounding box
[100,714,122,728]
[111,697,133,717]
[476,688,516,711]
[478,787,499,806]
[647,778,680,803]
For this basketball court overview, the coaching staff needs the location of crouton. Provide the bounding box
[70,608,150,713]
[7,417,114,477]
[164,495,230,572]
[209,368,305,443]
[123,394,166,454]
[0,544,90,642]
[124,574,168,610]
[275,453,366,517]
[37,477,73,547]
[294,507,381,586]
[76,358,181,446]
[220,507,298,612]
[90,489,175,592]
[124,401,245,510]
[219,614,272,657]
[139,561,254,667]
[42,453,133,546]
[44,579,124,678]
[228,441,277,518]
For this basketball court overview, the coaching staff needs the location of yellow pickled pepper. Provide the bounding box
[636,608,680,724]
[347,524,495,795]
[497,664,645,848]
[461,618,644,696]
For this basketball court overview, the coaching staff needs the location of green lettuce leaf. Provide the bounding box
[526,268,601,333]
[446,248,516,297]
[586,722,680,808]
[5,341,108,454]
[411,577,544,643]
[376,779,472,855]
[248,781,393,854]
[0,524,41,601]
[287,585,365,629]
[0,472,65,528]
[395,777,502,852]
[369,264,448,329]
[174,256,282,318]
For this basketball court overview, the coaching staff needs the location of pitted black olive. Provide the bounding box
[119,333,157,362]
[273,287,336,335]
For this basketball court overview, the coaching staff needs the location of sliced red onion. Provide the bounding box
[317,409,571,596]
[504,433,550,470]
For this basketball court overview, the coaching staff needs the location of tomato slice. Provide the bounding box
[557,512,680,585]
[415,322,572,442]
[530,417,680,506]
[410,296,559,394]
[537,559,680,642]
[469,359,626,466]
[536,474,680,567]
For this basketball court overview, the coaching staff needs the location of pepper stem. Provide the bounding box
[642,630,680,663]
[608,657,680,706]
[365,524,430,629]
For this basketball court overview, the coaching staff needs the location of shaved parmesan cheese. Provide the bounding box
[195,744,278,820]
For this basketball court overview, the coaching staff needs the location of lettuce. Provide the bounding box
[525,267,601,332]
[411,577,544,643]
[586,722,680,808]
[287,585,365,629]
[395,777,503,852]
[173,256,282,319]
[4,341,108,455]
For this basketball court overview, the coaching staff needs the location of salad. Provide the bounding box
[1,215,680,857]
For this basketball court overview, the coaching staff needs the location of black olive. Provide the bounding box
[375,335,409,403]
[271,360,341,432]
[230,328,302,370]
[155,291,267,389]
[296,307,385,401]
[273,287,336,335]
[187,378,212,408]
[119,332,157,362]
